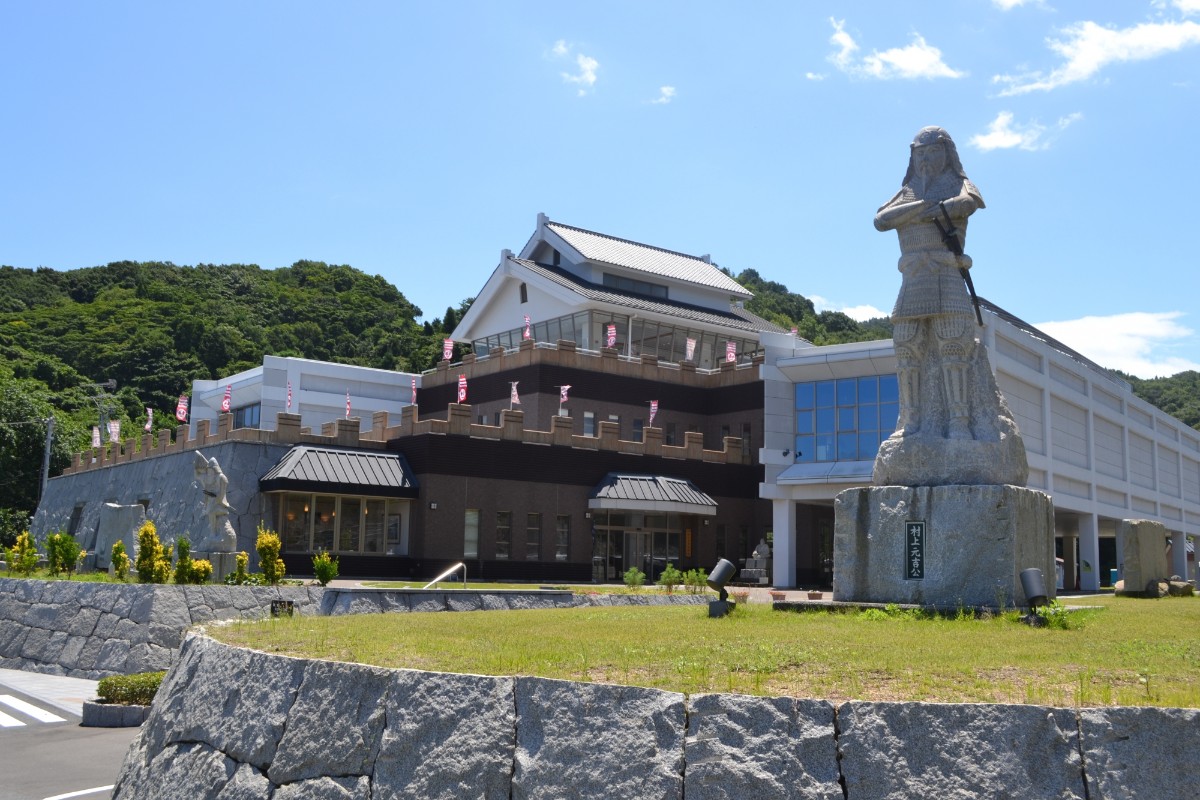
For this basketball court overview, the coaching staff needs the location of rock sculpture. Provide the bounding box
[872,126,1027,487]
[191,451,237,552]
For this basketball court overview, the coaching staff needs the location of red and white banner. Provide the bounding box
[91,426,101,449]
[175,394,189,422]
[649,400,659,427]
[560,385,571,403]
[442,338,454,361]
[606,324,617,348]
[411,377,417,405]
[107,419,121,443]
[790,327,798,336]
[685,337,696,361]
[144,408,153,433]
[457,374,468,403]
[725,341,736,363]
[510,382,520,405]
[345,390,351,418]
[287,381,293,411]
[221,385,232,412]
[523,315,532,340]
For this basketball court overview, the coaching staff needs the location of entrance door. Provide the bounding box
[592,530,624,582]
[624,531,652,580]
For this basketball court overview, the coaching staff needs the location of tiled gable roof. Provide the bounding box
[260,446,419,497]
[546,221,751,297]
[590,473,717,510]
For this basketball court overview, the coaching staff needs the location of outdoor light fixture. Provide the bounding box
[584,511,591,519]
[706,558,737,618]
[429,502,438,510]
[782,449,790,457]
[1019,567,1049,625]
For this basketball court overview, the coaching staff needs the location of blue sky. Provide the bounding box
[2,1,1198,378]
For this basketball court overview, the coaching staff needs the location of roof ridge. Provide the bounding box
[547,220,711,265]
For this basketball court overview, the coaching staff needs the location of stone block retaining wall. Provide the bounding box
[113,633,1199,800]
[0,578,323,678]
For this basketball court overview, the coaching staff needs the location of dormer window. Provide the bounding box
[519,283,528,303]
[602,273,668,299]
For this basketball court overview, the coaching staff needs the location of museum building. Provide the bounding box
[31,214,1199,587]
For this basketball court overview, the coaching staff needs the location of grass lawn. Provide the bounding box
[210,593,1200,708]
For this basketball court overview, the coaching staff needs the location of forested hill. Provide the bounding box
[1120,371,1200,431]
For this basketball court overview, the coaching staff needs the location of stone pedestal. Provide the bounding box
[194,551,239,584]
[833,484,1054,608]
[1115,519,1170,591]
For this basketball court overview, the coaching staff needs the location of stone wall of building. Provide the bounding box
[0,579,323,678]
[113,633,1198,800]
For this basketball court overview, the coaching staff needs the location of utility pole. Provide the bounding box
[39,416,54,503]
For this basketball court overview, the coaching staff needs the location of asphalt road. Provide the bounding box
[0,671,141,800]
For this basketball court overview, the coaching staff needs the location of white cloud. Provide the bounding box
[810,295,889,322]
[1175,0,1200,16]
[994,19,1200,95]
[826,18,965,80]
[1034,311,1200,378]
[651,86,676,104]
[969,110,1082,151]
[992,0,1044,9]
[550,41,599,96]
[805,72,827,81]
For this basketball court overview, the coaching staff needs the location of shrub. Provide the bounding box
[111,540,131,582]
[135,521,172,584]
[96,671,166,706]
[50,532,83,578]
[4,531,39,577]
[312,550,339,586]
[224,550,260,585]
[256,524,286,586]
[173,538,194,584]
[683,568,708,594]
[657,563,683,594]
[623,567,645,591]
[189,559,214,584]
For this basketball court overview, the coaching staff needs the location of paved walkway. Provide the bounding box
[0,668,97,718]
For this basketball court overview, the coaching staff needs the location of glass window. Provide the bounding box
[816,407,835,433]
[858,376,879,403]
[496,512,511,559]
[794,435,814,462]
[837,433,858,461]
[233,403,261,430]
[363,499,385,553]
[387,503,405,555]
[526,513,541,560]
[815,381,835,408]
[836,379,857,406]
[837,407,856,431]
[314,496,336,552]
[796,410,813,434]
[584,411,596,436]
[338,498,361,552]
[281,494,310,553]
[796,383,816,410]
[880,374,899,403]
[556,515,570,561]
[464,509,479,559]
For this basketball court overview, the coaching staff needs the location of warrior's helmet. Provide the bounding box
[901,126,968,186]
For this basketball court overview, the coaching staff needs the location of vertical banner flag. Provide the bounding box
[560,385,570,403]
[510,381,520,407]
[725,341,736,363]
[649,400,659,427]
[523,315,532,340]
[345,390,351,418]
[685,337,696,361]
[107,419,121,443]
[790,327,798,336]
[91,426,101,449]
[144,408,153,432]
[442,338,453,361]
[411,377,417,405]
[606,324,617,348]
[221,385,232,412]
[457,374,468,403]
[287,381,293,411]
[176,394,189,422]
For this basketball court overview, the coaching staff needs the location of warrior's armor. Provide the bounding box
[876,127,984,440]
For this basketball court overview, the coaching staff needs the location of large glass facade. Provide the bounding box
[794,375,899,463]
[471,310,760,370]
[275,493,409,555]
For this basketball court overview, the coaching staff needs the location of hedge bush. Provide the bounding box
[96,671,166,706]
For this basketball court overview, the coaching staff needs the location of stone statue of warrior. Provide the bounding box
[875,126,983,441]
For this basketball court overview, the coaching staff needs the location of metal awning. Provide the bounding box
[588,473,717,516]
[259,446,419,498]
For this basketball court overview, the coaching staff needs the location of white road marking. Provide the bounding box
[42,787,115,800]
[0,694,66,723]
[0,708,25,727]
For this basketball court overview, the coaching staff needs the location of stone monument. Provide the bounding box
[833,126,1055,608]
[190,451,239,581]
